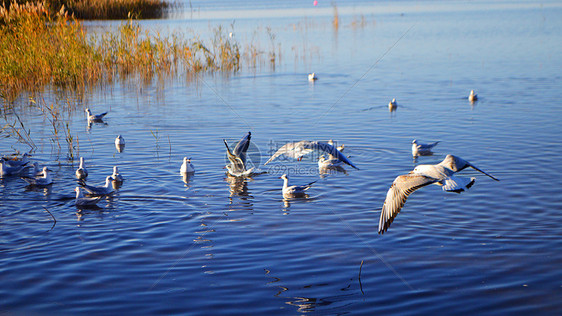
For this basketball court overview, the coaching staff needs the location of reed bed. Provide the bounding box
[0,1,270,101]
[8,0,168,20]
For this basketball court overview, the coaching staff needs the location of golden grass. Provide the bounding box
[0,2,258,100]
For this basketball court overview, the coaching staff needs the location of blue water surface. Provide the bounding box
[1,0,562,314]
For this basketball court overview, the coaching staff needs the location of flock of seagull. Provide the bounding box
[2,91,498,234]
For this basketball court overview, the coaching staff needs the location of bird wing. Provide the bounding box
[224,139,247,174]
[264,141,314,165]
[378,174,438,234]
[232,132,251,165]
[80,183,110,195]
[315,141,359,169]
[264,140,359,169]
[441,176,476,193]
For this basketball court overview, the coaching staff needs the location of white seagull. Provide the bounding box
[2,152,30,168]
[74,187,102,206]
[0,159,28,177]
[224,132,254,177]
[180,157,195,174]
[115,135,125,152]
[265,140,359,170]
[85,108,108,122]
[308,73,318,81]
[468,90,478,102]
[378,154,500,234]
[318,140,347,169]
[412,139,440,157]
[280,174,316,199]
[75,157,88,180]
[31,162,45,177]
[388,98,398,111]
[80,176,114,196]
[21,167,53,186]
[111,166,124,183]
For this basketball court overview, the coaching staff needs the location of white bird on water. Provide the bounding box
[85,108,108,122]
[378,154,500,234]
[265,140,359,170]
[21,167,53,186]
[308,73,318,81]
[115,135,125,152]
[468,90,478,102]
[76,157,88,180]
[388,98,398,111]
[224,132,254,177]
[111,166,124,183]
[280,174,316,199]
[31,162,45,177]
[318,140,347,169]
[1,159,28,177]
[2,152,30,168]
[411,139,440,157]
[180,157,195,174]
[74,187,102,206]
[80,176,114,196]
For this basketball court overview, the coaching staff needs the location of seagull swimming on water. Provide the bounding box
[76,157,88,180]
[468,90,478,102]
[85,108,108,122]
[0,159,28,177]
[180,157,195,174]
[308,73,318,81]
[265,140,359,170]
[80,176,114,196]
[30,162,45,177]
[224,132,254,177]
[378,154,500,234]
[115,135,125,152]
[412,139,440,157]
[111,166,124,183]
[2,152,30,168]
[280,174,316,199]
[388,98,398,112]
[74,187,102,206]
[21,167,53,186]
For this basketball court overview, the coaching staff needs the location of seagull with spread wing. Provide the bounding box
[378,154,499,234]
[224,131,254,177]
[264,140,359,170]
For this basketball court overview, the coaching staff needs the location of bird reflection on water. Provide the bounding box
[264,268,364,314]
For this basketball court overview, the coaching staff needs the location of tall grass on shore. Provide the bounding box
[0,1,251,101]
[6,0,168,20]
[0,2,102,99]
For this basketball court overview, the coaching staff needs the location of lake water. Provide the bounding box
[2,0,562,314]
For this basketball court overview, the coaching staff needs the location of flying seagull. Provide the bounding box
[264,140,359,170]
[378,154,499,234]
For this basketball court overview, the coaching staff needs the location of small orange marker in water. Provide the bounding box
[313,0,318,6]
